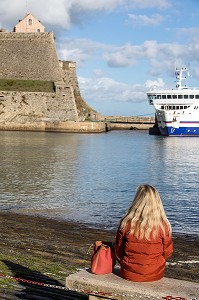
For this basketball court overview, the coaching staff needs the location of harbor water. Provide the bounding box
[0,130,198,235]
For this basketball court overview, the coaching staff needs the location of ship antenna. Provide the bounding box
[175,67,182,90]
[175,67,191,89]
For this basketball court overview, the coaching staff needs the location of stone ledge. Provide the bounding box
[66,269,198,300]
[0,121,110,133]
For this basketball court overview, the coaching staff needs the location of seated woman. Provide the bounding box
[115,184,173,282]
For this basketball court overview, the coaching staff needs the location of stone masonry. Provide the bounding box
[0,31,97,123]
[0,89,78,123]
[0,32,62,81]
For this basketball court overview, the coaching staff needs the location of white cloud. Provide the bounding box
[57,37,110,66]
[78,76,147,103]
[145,78,165,89]
[56,34,199,81]
[35,0,125,28]
[128,13,164,26]
[104,43,141,67]
[0,0,123,30]
[0,0,171,31]
[103,39,199,79]
[175,27,199,42]
[93,69,105,77]
[128,0,170,9]
[104,51,136,68]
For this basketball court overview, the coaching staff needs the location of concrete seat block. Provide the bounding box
[66,269,198,300]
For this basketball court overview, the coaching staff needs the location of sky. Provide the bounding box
[0,0,199,116]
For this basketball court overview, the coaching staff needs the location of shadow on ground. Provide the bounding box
[2,260,88,300]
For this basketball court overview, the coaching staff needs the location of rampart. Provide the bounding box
[0,90,78,123]
[0,32,98,125]
[0,32,62,81]
[0,31,150,131]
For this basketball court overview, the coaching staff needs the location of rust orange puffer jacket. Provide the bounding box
[115,224,173,282]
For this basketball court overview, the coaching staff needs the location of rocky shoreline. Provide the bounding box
[0,211,198,299]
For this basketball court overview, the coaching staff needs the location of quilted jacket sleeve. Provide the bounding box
[115,228,125,261]
[162,233,173,259]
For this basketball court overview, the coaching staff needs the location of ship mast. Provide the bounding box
[175,67,191,90]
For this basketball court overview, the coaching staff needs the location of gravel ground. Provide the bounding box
[0,211,198,299]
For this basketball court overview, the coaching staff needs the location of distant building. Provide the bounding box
[13,13,45,33]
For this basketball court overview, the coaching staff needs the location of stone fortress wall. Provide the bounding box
[0,31,97,125]
[0,32,62,81]
[0,26,151,132]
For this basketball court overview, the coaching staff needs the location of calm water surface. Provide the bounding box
[0,130,198,235]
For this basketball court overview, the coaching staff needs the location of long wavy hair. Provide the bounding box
[119,184,172,240]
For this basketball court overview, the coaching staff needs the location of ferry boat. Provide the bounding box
[147,68,199,136]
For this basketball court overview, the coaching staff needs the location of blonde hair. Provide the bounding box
[119,184,172,240]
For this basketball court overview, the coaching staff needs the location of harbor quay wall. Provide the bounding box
[103,115,155,130]
[44,121,110,133]
[109,122,154,130]
[0,121,109,133]
[103,116,155,123]
[0,118,152,132]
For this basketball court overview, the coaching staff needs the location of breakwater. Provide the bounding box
[102,116,155,130]
[0,116,155,133]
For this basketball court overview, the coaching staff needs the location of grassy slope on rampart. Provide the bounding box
[0,79,55,92]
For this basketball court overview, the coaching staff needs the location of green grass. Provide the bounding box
[0,252,75,291]
[0,79,55,92]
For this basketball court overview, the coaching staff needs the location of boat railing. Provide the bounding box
[147,86,199,93]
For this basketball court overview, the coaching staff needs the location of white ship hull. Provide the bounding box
[147,68,199,136]
[155,100,199,136]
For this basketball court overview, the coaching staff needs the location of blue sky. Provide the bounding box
[0,0,199,116]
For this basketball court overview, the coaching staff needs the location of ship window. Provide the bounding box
[189,95,194,99]
[194,106,198,109]
[173,95,177,99]
[184,95,188,99]
[167,95,171,99]
[196,95,199,99]
[184,106,188,109]
[157,95,161,99]
[161,106,164,109]
[176,106,179,109]
[178,95,183,99]
[165,106,169,110]
[162,95,166,99]
[180,106,183,109]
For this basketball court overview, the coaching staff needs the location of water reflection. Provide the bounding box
[147,136,199,234]
[0,131,79,208]
[0,131,198,235]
